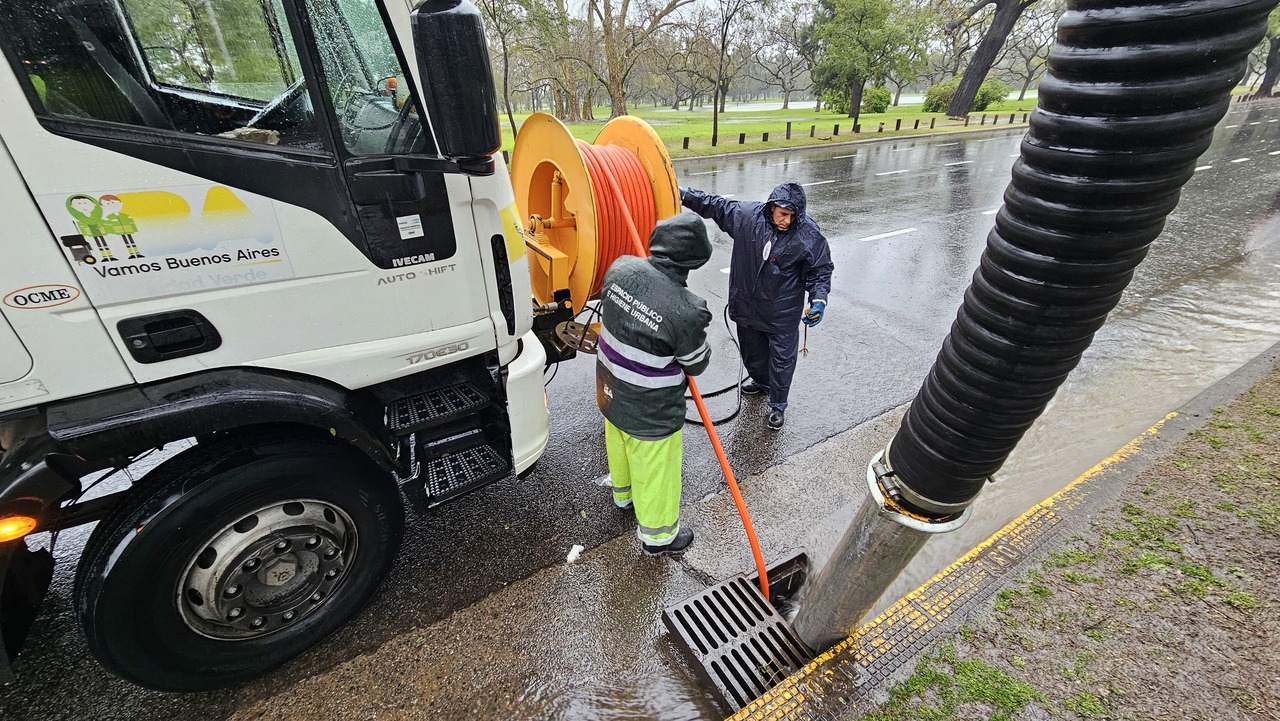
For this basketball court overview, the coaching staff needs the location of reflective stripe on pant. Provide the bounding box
[737,323,799,411]
[604,419,683,545]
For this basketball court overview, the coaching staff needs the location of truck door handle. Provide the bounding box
[118,310,222,363]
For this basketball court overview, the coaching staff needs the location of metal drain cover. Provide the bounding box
[662,556,815,712]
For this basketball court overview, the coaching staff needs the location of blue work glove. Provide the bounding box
[679,187,689,204]
[803,299,826,327]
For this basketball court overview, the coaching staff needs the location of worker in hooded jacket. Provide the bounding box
[680,182,834,430]
[597,213,713,557]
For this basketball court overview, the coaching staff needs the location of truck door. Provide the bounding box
[0,0,495,389]
[0,315,32,385]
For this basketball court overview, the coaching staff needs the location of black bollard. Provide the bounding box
[738,132,745,144]
[895,119,901,131]
[682,137,689,150]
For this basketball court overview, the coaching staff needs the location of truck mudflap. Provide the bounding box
[0,539,54,684]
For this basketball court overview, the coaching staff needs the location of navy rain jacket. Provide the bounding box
[681,182,834,334]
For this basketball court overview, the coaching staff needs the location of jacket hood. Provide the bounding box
[647,212,712,283]
[765,182,807,219]
[66,194,101,221]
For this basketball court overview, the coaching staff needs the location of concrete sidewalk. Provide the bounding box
[735,342,1280,721]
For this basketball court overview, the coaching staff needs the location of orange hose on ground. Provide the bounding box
[581,141,771,600]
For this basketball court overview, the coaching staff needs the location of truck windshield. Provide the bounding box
[0,0,323,149]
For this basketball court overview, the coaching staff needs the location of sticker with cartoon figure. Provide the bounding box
[42,184,293,304]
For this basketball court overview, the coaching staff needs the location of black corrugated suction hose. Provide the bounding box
[887,0,1278,513]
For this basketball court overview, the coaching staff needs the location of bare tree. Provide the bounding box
[995,0,1060,100]
[747,8,815,109]
[478,0,531,137]
[944,0,1036,117]
[587,0,698,117]
[921,0,980,84]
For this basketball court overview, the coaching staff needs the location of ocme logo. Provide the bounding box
[3,284,81,309]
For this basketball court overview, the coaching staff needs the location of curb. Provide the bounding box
[670,124,1031,165]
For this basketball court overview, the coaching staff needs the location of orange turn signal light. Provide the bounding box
[0,515,38,543]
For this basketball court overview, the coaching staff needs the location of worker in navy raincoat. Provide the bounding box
[680,182,834,430]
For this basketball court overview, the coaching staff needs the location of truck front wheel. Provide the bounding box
[73,434,404,691]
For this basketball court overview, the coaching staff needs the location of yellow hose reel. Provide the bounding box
[510,113,681,323]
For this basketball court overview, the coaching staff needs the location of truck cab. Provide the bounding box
[0,0,549,690]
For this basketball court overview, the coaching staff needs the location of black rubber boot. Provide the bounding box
[766,408,785,430]
[642,528,694,557]
[741,379,768,395]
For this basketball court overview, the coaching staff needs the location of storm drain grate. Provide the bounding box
[663,574,814,712]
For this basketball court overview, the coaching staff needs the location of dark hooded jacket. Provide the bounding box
[596,213,714,438]
[681,182,834,334]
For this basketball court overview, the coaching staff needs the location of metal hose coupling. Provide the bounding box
[886,0,1277,514]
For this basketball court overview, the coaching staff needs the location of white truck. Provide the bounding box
[0,0,553,690]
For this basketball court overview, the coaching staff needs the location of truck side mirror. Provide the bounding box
[411,0,501,175]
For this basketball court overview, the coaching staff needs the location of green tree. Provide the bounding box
[810,0,922,126]
[943,0,1037,117]
[1257,7,1280,96]
[861,84,891,112]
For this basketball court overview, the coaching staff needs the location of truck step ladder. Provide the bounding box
[386,381,490,436]
[422,439,510,508]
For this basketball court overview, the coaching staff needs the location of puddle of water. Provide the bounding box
[873,216,1280,615]
[516,674,715,720]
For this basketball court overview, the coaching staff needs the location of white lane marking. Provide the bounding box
[858,227,918,242]
[801,180,837,187]
[723,194,736,198]
[832,154,857,159]
[892,147,914,152]
[981,208,1000,215]
[1270,150,1280,156]
[875,169,911,176]
[720,267,730,274]
[1249,122,1261,126]
[1225,124,1240,128]
[1231,157,1250,163]
[1270,119,1279,123]
[938,142,960,147]
[1195,165,1213,171]
[945,160,974,166]
[689,170,718,176]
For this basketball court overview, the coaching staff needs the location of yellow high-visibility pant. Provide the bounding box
[605,420,683,545]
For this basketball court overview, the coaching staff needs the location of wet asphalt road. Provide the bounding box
[3,100,1280,719]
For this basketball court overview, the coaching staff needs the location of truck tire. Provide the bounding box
[73,433,404,691]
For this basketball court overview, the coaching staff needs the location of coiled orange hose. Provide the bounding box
[579,140,770,600]
[577,142,655,294]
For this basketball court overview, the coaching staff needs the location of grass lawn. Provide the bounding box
[499,97,1041,158]
[499,87,1260,159]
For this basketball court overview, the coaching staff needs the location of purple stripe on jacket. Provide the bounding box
[598,336,682,378]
